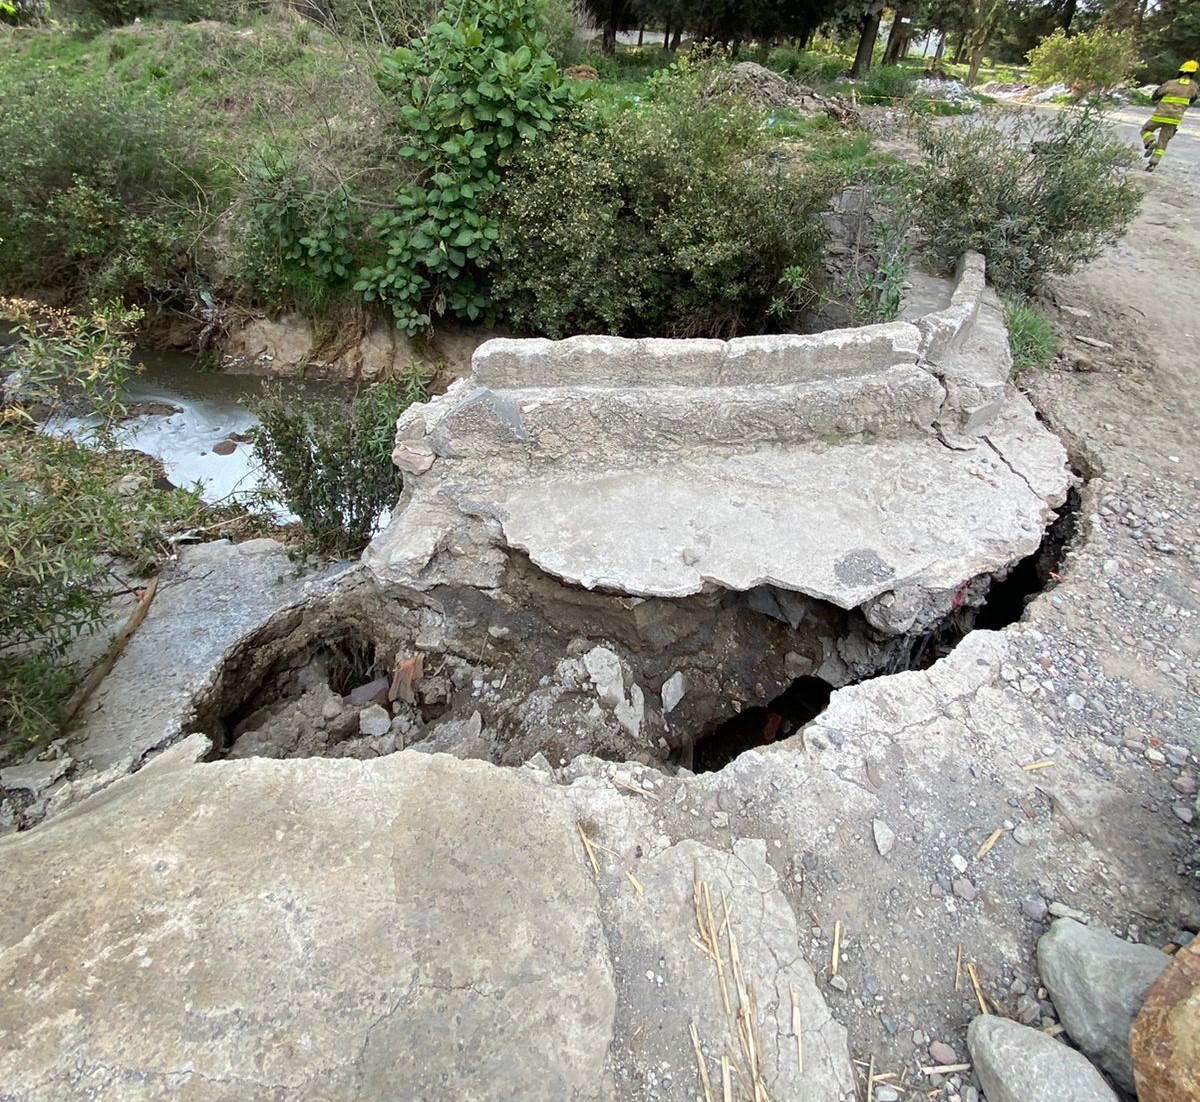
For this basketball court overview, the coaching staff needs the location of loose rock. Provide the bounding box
[967,1014,1120,1102]
[1038,918,1170,1092]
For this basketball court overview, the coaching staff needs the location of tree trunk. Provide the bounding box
[933,30,946,64]
[882,5,910,64]
[602,23,616,55]
[1059,0,1078,32]
[966,44,985,85]
[952,29,967,63]
[637,24,644,46]
[663,22,670,47]
[852,11,881,77]
[670,26,682,50]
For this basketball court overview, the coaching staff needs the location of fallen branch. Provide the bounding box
[60,577,159,731]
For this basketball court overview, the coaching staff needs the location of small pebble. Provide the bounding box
[829,975,848,993]
[929,1041,958,1065]
[952,877,978,902]
[1172,804,1195,824]
[1021,896,1049,922]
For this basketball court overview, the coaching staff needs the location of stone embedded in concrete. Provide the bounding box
[967,1015,1121,1102]
[1039,918,1170,1092]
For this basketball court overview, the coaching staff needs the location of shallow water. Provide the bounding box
[54,350,343,507]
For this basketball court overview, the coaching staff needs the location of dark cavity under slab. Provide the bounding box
[686,485,1082,772]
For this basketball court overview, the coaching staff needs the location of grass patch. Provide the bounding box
[1002,295,1059,373]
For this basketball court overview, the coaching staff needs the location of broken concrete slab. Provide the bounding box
[0,747,618,1102]
[68,539,353,774]
[490,439,1055,605]
[0,742,855,1102]
[370,251,1071,633]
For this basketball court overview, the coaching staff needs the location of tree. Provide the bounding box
[582,0,637,54]
[964,0,1007,83]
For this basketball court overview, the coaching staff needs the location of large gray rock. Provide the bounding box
[967,1015,1121,1102]
[1038,918,1170,1091]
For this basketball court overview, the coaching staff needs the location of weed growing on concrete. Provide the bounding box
[1002,296,1059,374]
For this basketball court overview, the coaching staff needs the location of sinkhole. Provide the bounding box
[186,488,1081,774]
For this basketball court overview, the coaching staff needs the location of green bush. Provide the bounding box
[1027,27,1139,92]
[766,47,845,84]
[0,71,206,304]
[253,0,576,333]
[857,63,918,104]
[250,370,427,555]
[913,107,1140,295]
[0,301,205,754]
[487,70,834,337]
[1002,295,1059,373]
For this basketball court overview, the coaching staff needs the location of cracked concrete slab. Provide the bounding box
[68,539,352,773]
[0,738,856,1102]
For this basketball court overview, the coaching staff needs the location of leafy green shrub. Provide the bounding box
[0,71,206,304]
[0,301,205,754]
[913,107,1140,295]
[1002,295,1059,373]
[767,47,845,84]
[254,0,576,333]
[250,370,427,555]
[487,71,835,337]
[1027,27,1139,92]
[857,63,918,104]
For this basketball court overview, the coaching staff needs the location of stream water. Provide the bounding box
[53,350,342,507]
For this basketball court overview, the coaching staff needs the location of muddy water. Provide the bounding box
[59,350,344,506]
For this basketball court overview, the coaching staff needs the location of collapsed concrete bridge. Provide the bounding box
[369,253,1069,639]
[0,255,1084,1102]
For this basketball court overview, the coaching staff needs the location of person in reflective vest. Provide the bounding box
[1143,59,1199,172]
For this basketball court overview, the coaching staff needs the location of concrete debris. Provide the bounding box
[1038,918,1170,1092]
[0,756,72,799]
[873,818,897,857]
[967,1015,1121,1102]
[358,704,392,737]
[660,671,686,714]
